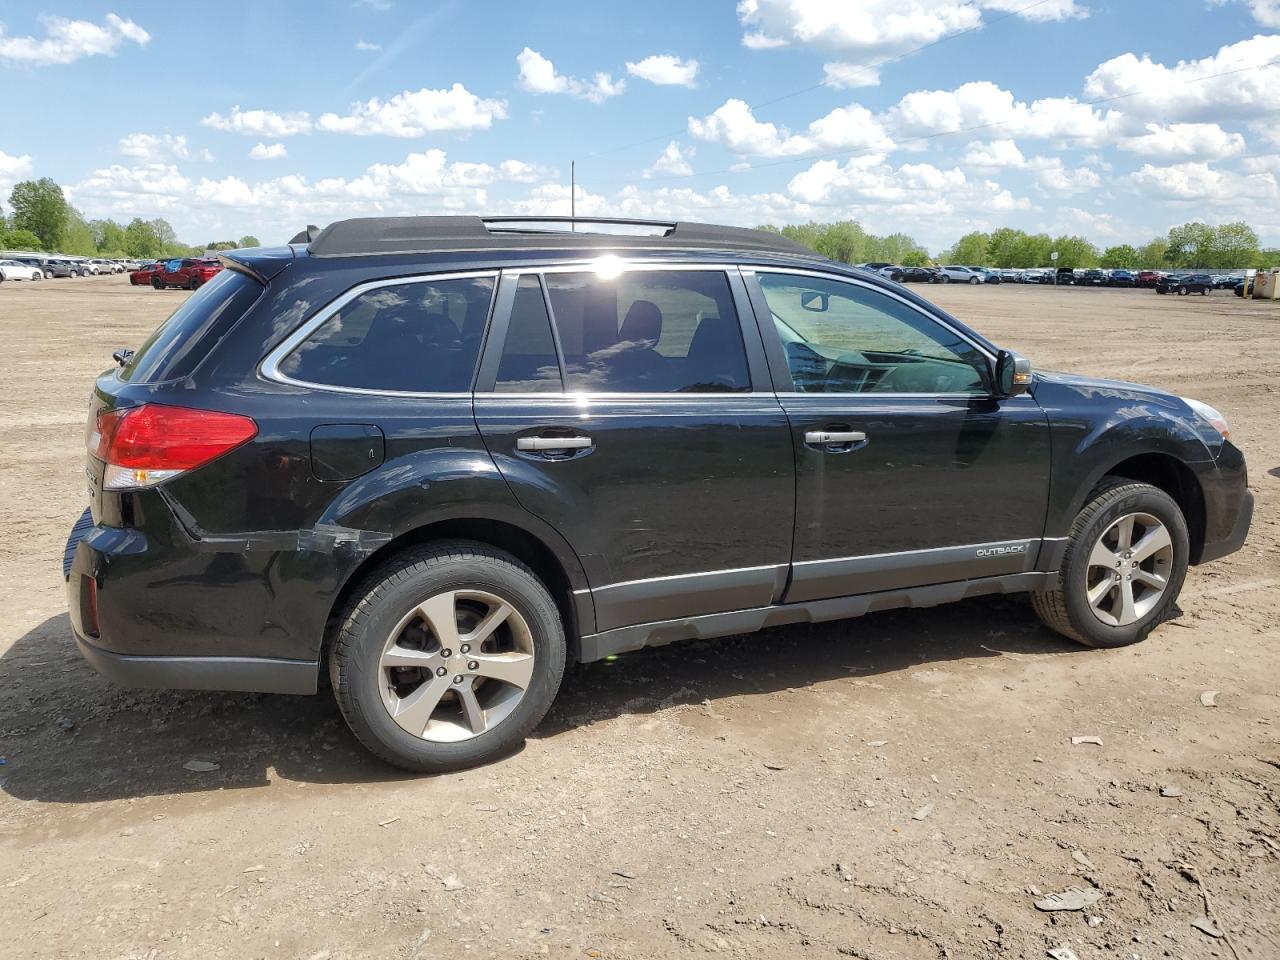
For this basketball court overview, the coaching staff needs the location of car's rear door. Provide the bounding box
[743,267,1051,603]
[473,263,794,633]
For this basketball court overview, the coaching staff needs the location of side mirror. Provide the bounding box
[995,349,1032,398]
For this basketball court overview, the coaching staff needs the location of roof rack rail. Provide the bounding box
[301,215,815,259]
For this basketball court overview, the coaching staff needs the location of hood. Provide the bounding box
[1033,369,1182,410]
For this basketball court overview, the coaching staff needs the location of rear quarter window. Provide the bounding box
[121,269,263,384]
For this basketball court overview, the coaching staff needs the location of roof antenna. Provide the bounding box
[570,160,576,232]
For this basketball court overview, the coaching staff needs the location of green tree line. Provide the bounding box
[1,176,259,259]
[759,219,1280,270]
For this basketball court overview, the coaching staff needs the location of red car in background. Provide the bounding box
[153,257,224,290]
[1135,270,1162,288]
[129,261,165,286]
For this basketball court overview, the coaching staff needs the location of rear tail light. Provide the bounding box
[90,403,257,490]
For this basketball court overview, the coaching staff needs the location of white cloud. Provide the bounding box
[1084,35,1280,122]
[249,142,288,160]
[625,54,699,87]
[355,40,381,51]
[201,105,313,137]
[0,149,34,190]
[1059,206,1121,238]
[736,0,1083,67]
[689,98,892,157]
[316,84,507,136]
[822,61,882,89]
[885,80,1123,147]
[1209,0,1280,27]
[962,138,1025,168]
[1131,161,1278,202]
[0,13,149,66]
[1030,157,1101,193]
[1118,122,1246,160]
[644,141,694,178]
[516,47,625,103]
[118,133,211,162]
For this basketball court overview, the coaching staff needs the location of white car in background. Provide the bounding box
[0,258,43,281]
[935,264,984,284]
[90,258,124,274]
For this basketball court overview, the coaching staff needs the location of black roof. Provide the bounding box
[299,216,816,259]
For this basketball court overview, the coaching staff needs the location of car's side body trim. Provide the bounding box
[74,633,318,695]
[578,571,1055,661]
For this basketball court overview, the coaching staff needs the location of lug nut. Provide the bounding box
[460,644,470,654]
[435,666,447,677]
[453,675,464,684]
[468,660,478,671]
[441,648,453,658]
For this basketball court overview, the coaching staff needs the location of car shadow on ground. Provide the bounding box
[1,597,1083,805]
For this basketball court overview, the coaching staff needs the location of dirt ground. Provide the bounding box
[0,275,1277,960]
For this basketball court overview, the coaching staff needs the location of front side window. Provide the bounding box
[280,275,495,392]
[758,273,988,395]
[542,270,750,393]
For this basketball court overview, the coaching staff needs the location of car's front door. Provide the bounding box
[743,267,1051,603]
[473,264,794,633]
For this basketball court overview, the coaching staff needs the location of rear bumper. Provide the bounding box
[72,631,317,694]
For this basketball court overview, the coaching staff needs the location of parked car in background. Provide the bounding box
[1055,267,1076,285]
[1135,271,1161,288]
[153,257,224,290]
[1108,270,1135,287]
[129,262,165,286]
[1022,269,1052,284]
[90,258,125,274]
[1234,280,1248,297]
[1076,269,1106,286]
[41,259,77,279]
[876,265,906,282]
[935,265,983,283]
[1212,275,1237,289]
[1155,274,1214,295]
[0,258,44,281]
[897,266,936,283]
[999,269,1022,282]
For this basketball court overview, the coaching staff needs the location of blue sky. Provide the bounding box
[3,0,1280,251]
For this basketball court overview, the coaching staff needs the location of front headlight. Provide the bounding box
[1182,397,1230,440]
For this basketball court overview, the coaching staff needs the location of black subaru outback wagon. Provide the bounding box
[66,216,1253,771]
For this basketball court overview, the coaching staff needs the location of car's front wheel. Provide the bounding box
[1032,479,1188,648]
[330,541,567,772]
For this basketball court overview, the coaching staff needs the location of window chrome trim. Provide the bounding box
[258,269,499,397]
[748,264,998,366]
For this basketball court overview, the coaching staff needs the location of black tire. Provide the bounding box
[151,277,163,289]
[330,540,567,772]
[1178,286,1188,296]
[189,277,202,290]
[940,275,950,283]
[969,276,979,285]
[1031,479,1189,648]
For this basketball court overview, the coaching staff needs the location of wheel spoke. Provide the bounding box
[470,651,535,689]
[458,682,487,735]
[1113,514,1136,552]
[1087,577,1115,607]
[1088,538,1121,571]
[463,602,512,647]
[1130,524,1172,563]
[381,646,441,670]
[1133,567,1167,591]
[389,675,452,737]
[416,592,460,648]
[1116,579,1138,624]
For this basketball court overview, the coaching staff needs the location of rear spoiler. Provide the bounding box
[218,247,296,284]
[288,224,320,245]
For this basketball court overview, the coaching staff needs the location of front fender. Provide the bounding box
[1035,376,1215,538]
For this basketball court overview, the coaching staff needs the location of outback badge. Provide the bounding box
[976,543,1028,558]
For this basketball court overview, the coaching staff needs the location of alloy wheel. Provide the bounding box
[1085,512,1173,626]
[378,589,536,743]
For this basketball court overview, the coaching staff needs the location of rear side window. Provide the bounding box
[121,269,263,383]
[542,270,750,393]
[495,276,562,393]
[279,275,495,392]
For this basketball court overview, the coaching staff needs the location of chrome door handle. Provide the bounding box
[805,430,866,444]
[517,436,593,451]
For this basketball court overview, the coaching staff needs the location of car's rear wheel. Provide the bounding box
[188,277,200,290]
[330,541,567,772]
[1032,479,1188,648]
[151,277,162,289]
